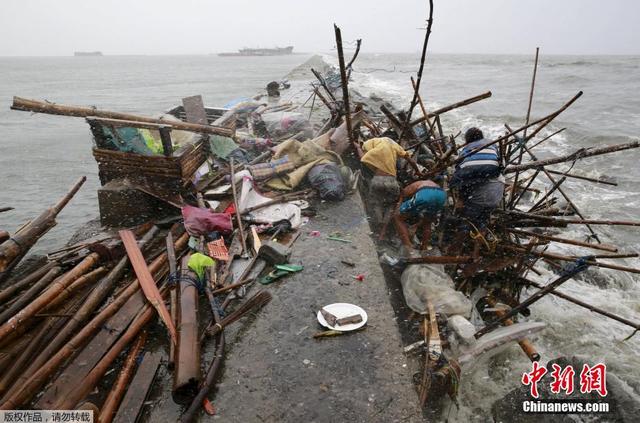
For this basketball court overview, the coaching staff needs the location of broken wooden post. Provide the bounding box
[0,176,86,277]
[334,24,355,147]
[12,96,233,137]
[173,254,201,404]
[158,126,173,157]
[399,0,434,142]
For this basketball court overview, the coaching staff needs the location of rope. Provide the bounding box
[178,274,205,294]
[467,220,498,253]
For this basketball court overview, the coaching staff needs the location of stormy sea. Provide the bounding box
[1,52,639,420]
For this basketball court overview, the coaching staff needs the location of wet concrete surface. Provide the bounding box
[207,192,422,422]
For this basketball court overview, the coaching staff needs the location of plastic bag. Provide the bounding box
[306,163,346,201]
[261,111,312,139]
[400,264,471,317]
[182,206,233,237]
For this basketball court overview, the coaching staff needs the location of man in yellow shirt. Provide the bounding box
[355,137,424,228]
[356,137,422,177]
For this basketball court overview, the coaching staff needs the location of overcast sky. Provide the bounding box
[1,0,638,56]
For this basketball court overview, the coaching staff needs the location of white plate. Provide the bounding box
[317,303,368,332]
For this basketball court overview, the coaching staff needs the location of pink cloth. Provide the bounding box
[182,206,233,236]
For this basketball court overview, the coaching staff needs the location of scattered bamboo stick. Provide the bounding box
[508,47,540,206]
[55,290,162,410]
[521,277,640,332]
[207,291,272,337]
[476,262,589,338]
[506,141,640,173]
[0,262,57,305]
[0,233,188,409]
[410,91,492,127]
[167,233,178,370]
[230,159,248,256]
[99,333,147,423]
[507,245,640,274]
[507,229,618,252]
[18,227,159,385]
[0,252,99,343]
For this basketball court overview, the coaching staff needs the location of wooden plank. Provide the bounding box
[119,230,177,345]
[112,352,162,423]
[182,95,208,126]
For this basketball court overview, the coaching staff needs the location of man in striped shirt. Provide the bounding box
[450,127,505,227]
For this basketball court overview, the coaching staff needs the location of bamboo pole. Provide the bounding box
[11,97,233,137]
[334,24,355,147]
[0,266,62,324]
[527,176,567,213]
[522,278,640,332]
[17,227,159,384]
[0,252,99,342]
[230,159,248,256]
[500,209,640,227]
[167,233,178,370]
[0,284,85,399]
[0,232,188,409]
[486,297,540,362]
[507,229,618,252]
[508,47,540,206]
[0,176,86,274]
[41,266,107,312]
[173,255,201,404]
[513,128,566,160]
[0,262,57,305]
[545,169,617,186]
[98,333,147,423]
[410,91,492,126]
[507,245,640,274]
[455,92,583,166]
[506,141,640,173]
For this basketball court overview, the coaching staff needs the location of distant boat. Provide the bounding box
[74,51,103,57]
[218,46,294,57]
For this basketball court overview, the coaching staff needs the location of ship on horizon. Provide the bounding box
[218,46,293,57]
[74,51,103,57]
